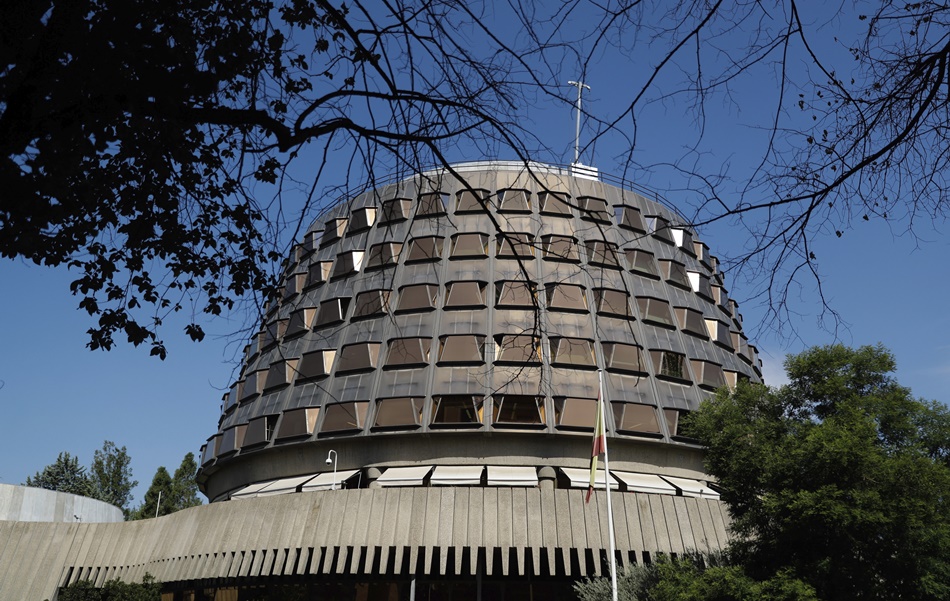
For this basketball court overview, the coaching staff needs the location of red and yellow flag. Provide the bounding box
[587,391,606,503]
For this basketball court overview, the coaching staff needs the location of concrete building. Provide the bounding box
[0,162,762,600]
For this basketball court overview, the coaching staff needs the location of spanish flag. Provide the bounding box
[586,391,606,503]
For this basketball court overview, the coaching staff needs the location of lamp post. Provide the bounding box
[326,449,338,490]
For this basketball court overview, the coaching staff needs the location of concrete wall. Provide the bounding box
[0,483,123,524]
[0,487,730,600]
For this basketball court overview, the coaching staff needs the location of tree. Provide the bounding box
[170,452,202,511]
[4,1,950,352]
[134,467,174,520]
[25,452,94,497]
[57,573,160,601]
[687,344,950,600]
[89,441,138,519]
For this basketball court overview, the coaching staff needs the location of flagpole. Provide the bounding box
[598,369,619,601]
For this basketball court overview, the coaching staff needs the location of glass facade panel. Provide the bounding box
[444,281,486,308]
[675,307,709,337]
[555,397,597,429]
[637,297,675,327]
[320,402,368,433]
[594,289,632,318]
[617,205,646,232]
[660,259,691,289]
[296,350,335,380]
[336,343,380,374]
[373,397,423,429]
[626,249,659,278]
[651,350,690,381]
[380,198,411,223]
[276,407,320,439]
[496,233,535,258]
[385,337,432,367]
[450,233,488,258]
[396,284,439,312]
[495,281,536,308]
[603,342,645,374]
[456,188,490,213]
[437,335,486,364]
[539,191,572,215]
[545,283,587,311]
[353,289,390,319]
[431,395,483,426]
[549,337,595,368]
[416,191,449,217]
[315,298,349,328]
[586,241,621,268]
[493,395,544,425]
[541,235,579,262]
[306,261,332,287]
[497,188,530,212]
[579,196,610,222]
[612,402,661,434]
[365,242,402,269]
[406,237,444,262]
[495,334,541,364]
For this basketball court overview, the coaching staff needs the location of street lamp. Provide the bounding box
[326,449,338,490]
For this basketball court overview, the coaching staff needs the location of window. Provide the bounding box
[243,415,278,447]
[372,397,423,430]
[539,191,572,216]
[493,395,545,426]
[664,409,697,440]
[286,308,316,338]
[385,337,431,368]
[585,240,621,268]
[380,198,411,223]
[456,188,490,213]
[431,395,483,427]
[688,271,714,300]
[732,332,751,362]
[549,337,596,368]
[694,241,710,266]
[264,359,298,391]
[306,261,333,288]
[336,342,381,374]
[616,206,646,232]
[352,289,390,319]
[406,236,444,262]
[437,335,486,365]
[444,281,487,309]
[646,215,674,244]
[365,242,402,270]
[276,407,320,440]
[496,233,535,258]
[331,250,365,278]
[704,319,735,350]
[611,402,661,435]
[347,207,377,234]
[322,218,348,245]
[494,334,541,364]
[415,191,450,217]
[218,425,246,455]
[651,350,690,381]
[299,231,319,256]
[283,272,307,299]
[545,283,587,312]
[396,284,439,313]
[495,280,536,308]
[296,349,335,381]
[262,319,288,349]
[315,297,350,328]
[238,369,267,401]
[497,188,530,212]
[675,307,708,338]
[554,397,598,430]
[450,233,489,258]
[541,235,579,262]
[659,259,691,289]
[625,249,659,278]
[320,401,368,433]
[579,196,610,222]
[672,228,696,256]
[637,297,675,328]
[594,289,633,318]
[602,342,646,374]
[691,359,726,390]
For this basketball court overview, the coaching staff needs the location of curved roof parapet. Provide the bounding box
[0,483,124,523]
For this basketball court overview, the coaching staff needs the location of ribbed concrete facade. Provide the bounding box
[0,487,730,599]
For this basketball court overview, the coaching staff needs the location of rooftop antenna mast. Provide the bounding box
[568,80,591,165]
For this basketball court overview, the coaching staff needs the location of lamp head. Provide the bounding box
[325,457,332,465]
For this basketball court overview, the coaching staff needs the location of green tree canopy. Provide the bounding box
[170,452,202,511]
[689,344,950,600]
[89,441,137,519]
[134,467,174,520]
[25,451,94,497]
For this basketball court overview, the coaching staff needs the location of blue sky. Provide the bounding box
[2,3,947,504]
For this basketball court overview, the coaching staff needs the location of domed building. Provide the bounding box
[1,162,762,600]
